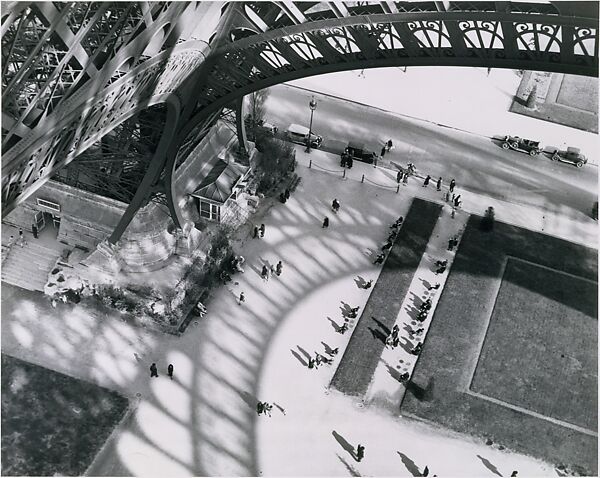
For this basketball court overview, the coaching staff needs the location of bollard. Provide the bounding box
[361,174,365,183]
[343,169,346,178]
[309,159,312,169]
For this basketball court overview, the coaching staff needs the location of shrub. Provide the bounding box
[255,137,296,195]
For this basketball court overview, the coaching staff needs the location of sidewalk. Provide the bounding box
[297,145,597,249]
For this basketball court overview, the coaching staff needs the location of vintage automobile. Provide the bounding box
[285,123,322,148]
[550,147,588,168]
[342,141,377,165]
[501,135,541,156]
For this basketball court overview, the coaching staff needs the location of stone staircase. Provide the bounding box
[1,241,63,291]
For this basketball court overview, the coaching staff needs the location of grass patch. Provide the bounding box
[401,217,598,474]
[471,258,597,430]
[330,198,442,396]
[1,354,129,476]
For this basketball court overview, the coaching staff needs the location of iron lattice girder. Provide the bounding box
[195,10,597,112]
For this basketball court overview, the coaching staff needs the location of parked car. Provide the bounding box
[285,123,322,148]
[342,141,377,164]
[551,147,587,168]
[502,135,541,156]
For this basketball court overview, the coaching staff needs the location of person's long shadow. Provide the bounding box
[321,341,335,355]
[238,390,259,410]
[399,337,415,354]
[368,326,387,344]
[371,316,390,336]
[296,345,312,361]
[332,431,355,459]
[336,454,361,477]
[397,452,420,477]
[327,317,342,332]
[476,455,502,477]
[291,349,307,367]
[354,276,367,288]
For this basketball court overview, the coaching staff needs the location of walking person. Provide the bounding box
[332,199,340,213]
[238,291,245,305]
[253,226,259,238]
[397,170,402,184]
[167,363,174,380]
[150,363,159,378]
[402,172,408,186]
[387,139,393,151]
[322,216,329,228]
[261,265,270,282]
[18,227,26,247]
[275,261,283,276]
[449,179,456,193]
[257,401,264,415]
[284,188,290,200]
[259,224,265,238]
[356,444,365,462]
[436,177,442,191]
[380,146,386,157]
[454,194,462,208]
[423,175,431,187]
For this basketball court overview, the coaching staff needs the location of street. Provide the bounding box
[263,82,598,220]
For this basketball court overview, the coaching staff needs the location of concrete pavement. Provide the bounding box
[2,142,595,476]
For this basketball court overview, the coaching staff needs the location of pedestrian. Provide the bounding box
[392,324,399,336]
[257,401,264,415]
[510,472,518,477]
[332,199,340,213]
[253,226,259,238]
[381,240,393,251]
[373,253,385,265]
[308,357,315,369]
[18,227,26,247]
[167,363,174,380]
[386,334,394,348]
[280,192,287,203]
[315,353,322,366]
[322,216,329,228]
[392,335,400,348]
[380,146,386,157]
[364,279,372,289]
[261,265,270,281]
[402,172,408,185]
[423,465,429,477]
[284,188,290,200]
[264,402,273,417]
[348,306,360,318]
[454,195,461,208]
[32,223,38,239]
[399,372,410,382]
[448,238,455,251]
[428,283,440,290]
[150,363,158,377]
[396,170,402,184]
[275,261,283,276]
[387,139,393,151]
[436,177,442,191]
[449,179,456,193]
[339,322,349,334]
[411,342,423,355]
[238,291,245,305]
[259,224,265,238]
[423,175,431,187]
[330,347,339,355]
[356,444,365,462]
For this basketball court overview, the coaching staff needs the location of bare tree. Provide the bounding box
[246,88,270,133]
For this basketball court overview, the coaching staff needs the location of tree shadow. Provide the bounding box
[476,455,502,477]
[291,349,307,367]
[332,430,355,459]
[397,451,420,477]
[336,454,361,477]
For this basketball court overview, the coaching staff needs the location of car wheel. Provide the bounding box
[577,161,584,168]
[529,150,538,156]
[502,143,510,149]
[511,142,519,149]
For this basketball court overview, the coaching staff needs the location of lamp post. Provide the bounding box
[306,96,318,153]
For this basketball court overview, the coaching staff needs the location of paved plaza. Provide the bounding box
[3,144,595,476]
